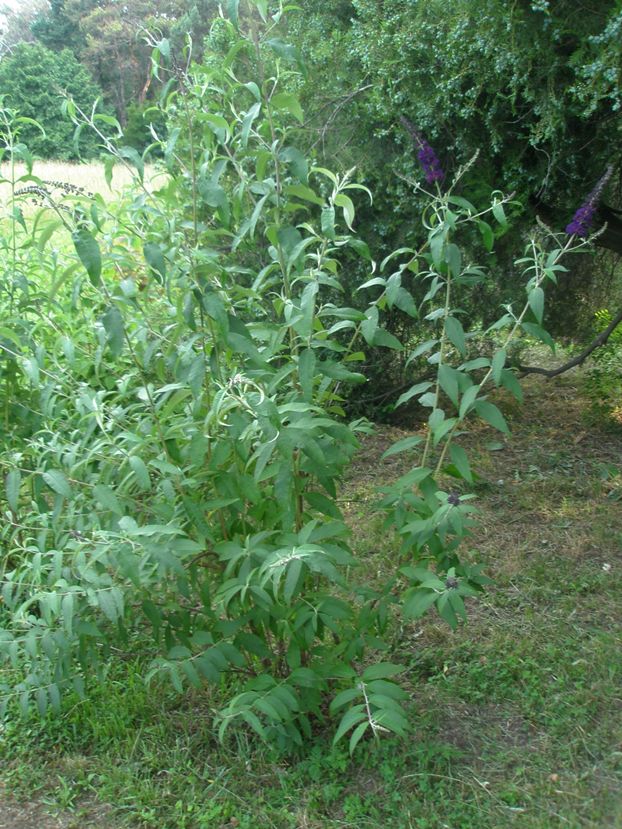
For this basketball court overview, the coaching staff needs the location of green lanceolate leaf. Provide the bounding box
[382,435,424,458]
[72,229,102,287]
[5,469,20,512]
[438,364,460,407]
[474,400,509,434]
[321,205,336,239]
[93,484,123,516]
[266,38,307,77]
[227,0,240,28]
[144,243,167,284]
[449,443,472,482]
[361,662,404,681]
[281,146,309,182]
[101,306,125,357]
[361,306,379,345]
[240,102,261,148]
[492,200,508,228]
[521,322,555,349]
[478,220,494,251]
[129,457,151,491]
[500,369,523,401]
[446,243,462,277]
[41,470,72,499]
[349,721,369,754]
[271,92,304,123]
[459,383,479,418]
[333,705,366,745]
[528,286,545,323]
[445,316,466,356]
[403,588,438,619]
[334,193,355,230]
[491,349,506,385]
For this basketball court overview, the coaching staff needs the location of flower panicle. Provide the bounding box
[565,165,613,238]
[400,116,445,185]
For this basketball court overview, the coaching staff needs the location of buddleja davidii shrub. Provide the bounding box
[135,6,406,751]
[370,151,593,631]
[1,0,593,755]
[0,106,109,610]
[0,105,64,441]
[1,1,408,752]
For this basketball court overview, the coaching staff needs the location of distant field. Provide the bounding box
[0,160,159,207]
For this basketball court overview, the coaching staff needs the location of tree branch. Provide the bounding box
[517,305,622,378]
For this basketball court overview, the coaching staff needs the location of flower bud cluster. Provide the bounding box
[565,166,613,237]
[400,116,445,184]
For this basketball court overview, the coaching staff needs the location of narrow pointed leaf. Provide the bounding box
[72,229,101,287]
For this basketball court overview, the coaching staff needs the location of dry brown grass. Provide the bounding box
[342,369,622,589]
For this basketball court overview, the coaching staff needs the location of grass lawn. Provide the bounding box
[0,161,160,206]
[1,371,621,828]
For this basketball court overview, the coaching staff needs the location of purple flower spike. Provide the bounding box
[400,116,445,185]
[418,142,445,184]
[565,166,613,237]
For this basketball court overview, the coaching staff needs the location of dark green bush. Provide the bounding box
[0,43,104,159]
[122,102,166,154]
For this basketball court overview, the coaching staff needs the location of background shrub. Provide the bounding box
[0,42,104,159]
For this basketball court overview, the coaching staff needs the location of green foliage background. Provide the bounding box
[0,42,103,158]
[284,0,622,400]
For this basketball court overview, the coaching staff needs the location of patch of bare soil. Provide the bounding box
[0,799,65,829]
[344,373,622,546]
[0,785,113,829]
[431,700,544,756]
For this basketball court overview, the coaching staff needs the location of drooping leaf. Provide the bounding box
[403,588,438,618]
[143,243,167,284]
[438,364,460,407]
[281,146,309,182]
[528,286,545,324]
[93,484,123,516]
[72,229,101,287]
[349,721,369,754]
[266,38,307,77]
[445,316,466,356]
[373,328,403,350]
[333,705,366,745]
[227,0,240,28]
[101,306,125,357]
[41,470,72,499]
[321,205,335,239]
[373,707,409,736]
[491,349,506,385]
[445,243,462,277]
[271,92,304,123]
[478,220,494,251]
[522,322,555,349]
[449,444,472,482]
[500,369,523,401]
[334,193,355,230]
[459,383,479,418]
[240,102,261,148]
[129,457,151,491]
[474,400,509,434]
[5,469,20,513]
